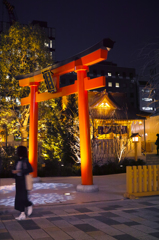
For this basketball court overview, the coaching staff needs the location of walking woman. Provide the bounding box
[12,146,33,220]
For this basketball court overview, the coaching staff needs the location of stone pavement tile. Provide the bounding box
[74,214,91,219]
[87,230,117,240]
[39,211,54,216]
[86,207,103,212]
[82,218,108,229]
[111,210,138,220]
[28,213,43,218]
[134,219,159,229]
[32,218,55,228]
[18,219,40,230]
[0,221,5,229]
[35,238,53,240]
[132,224,159,234]
[144,207,159,213]
[93,216,120,225]
[139,201,156,206]
[111,216,133,224]
[9,230,33,240]
[125,222,141,226]
[60,226,80,232]
[3,220,24,231]
[62,216,84,225]
[123,210,139,214]
[51,220,73,228]
[99,225,124,236]
[100,205,122,211]
[0,228,8,233]
[0,231,13,240]
[63,229,94,240]
[64,209,80,214]
[46,216,63,221]
[51,210,68,216]
[82,218,123,236]
[114,234,139,240]
[74,208,93,213]
[44,227,74,240]
[146,216,159,222]
[100,212,120,218]
[87,213,102,217]
[74,223,98,232]
[149,232,159,238]
[27,229,50,239]
[112,224,147,238]
[0,215,14,220]
[138,235,159,240]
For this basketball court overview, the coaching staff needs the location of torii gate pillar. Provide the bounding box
[75,65,93,185]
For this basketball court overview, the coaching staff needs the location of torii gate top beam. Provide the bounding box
[15,38,115,83]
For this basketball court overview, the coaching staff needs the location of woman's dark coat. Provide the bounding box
[13,158,33,212]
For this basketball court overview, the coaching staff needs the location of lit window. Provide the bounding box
[99,102,110,108]
[50,40,52,48]
[108,72,112,76]
[50,52,52,57]
[115,82,119,88]
[142,98,153,101]
[142,107,153,110]
[108,82,112,87]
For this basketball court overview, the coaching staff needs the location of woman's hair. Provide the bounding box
[17,146,28,158]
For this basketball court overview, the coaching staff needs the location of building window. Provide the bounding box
[142,98,153,101]
[142,107,153,110]
[115,82,119,88]
[108,82,112,87]
[50,40,52,48]
[108,72,112,76]
[123,83,127,87]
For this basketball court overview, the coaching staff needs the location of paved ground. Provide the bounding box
[0,174,159,240]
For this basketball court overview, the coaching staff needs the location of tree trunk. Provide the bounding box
[20,127,28,147]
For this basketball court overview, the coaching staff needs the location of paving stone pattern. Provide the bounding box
[1,197,159,240]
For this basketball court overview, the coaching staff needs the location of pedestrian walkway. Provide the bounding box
[0,174,159,240]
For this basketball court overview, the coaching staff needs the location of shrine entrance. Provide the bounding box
[16,39,114,191]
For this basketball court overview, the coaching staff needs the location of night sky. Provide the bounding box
[1,0,159,74]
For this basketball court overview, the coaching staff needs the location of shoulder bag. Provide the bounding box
[25,174,33,191]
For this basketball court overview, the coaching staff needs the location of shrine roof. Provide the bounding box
[88,91,151,120]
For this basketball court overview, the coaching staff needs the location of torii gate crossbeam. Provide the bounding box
[16,38,114,189]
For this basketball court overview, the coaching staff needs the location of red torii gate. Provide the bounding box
[16,39,114,191]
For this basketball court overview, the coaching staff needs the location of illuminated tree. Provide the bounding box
[38,94,80,168]
[0,22,52,146]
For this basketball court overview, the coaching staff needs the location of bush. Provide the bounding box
[38,160,81,177]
